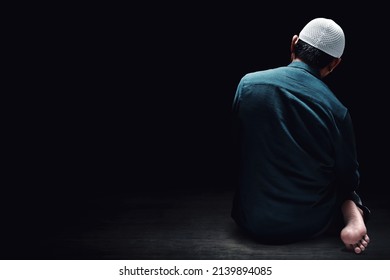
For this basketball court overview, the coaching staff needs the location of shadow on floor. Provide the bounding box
[2,189,390,260]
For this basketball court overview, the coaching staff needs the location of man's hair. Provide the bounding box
[294,39,335,69]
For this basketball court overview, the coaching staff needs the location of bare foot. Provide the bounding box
[340,200,370,254]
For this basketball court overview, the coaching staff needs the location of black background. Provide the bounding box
[5,3,389,250]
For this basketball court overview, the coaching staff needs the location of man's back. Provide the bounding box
[231,61,359,243]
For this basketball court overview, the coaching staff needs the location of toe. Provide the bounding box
[353,241,366,254]
[354,245,362,254]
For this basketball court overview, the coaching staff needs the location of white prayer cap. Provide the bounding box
[299,18,345,58]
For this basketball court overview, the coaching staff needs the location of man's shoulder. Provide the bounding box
[244,66,287,78]
[242,66,287,85]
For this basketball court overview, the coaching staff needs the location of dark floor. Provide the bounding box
[6,188,389,260]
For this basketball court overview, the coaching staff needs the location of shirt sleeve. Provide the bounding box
[334,111,360,196]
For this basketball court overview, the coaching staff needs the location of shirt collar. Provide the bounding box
[288,61,321,79]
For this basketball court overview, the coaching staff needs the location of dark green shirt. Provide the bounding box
[231,61,360,243]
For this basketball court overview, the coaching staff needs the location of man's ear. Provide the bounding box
[328,58,341,73]
[320,58,342,78]
[290,35,299,60]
